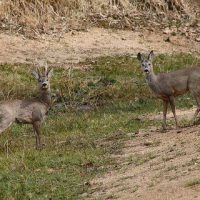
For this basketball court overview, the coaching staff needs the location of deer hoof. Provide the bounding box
[161,125,167,132]
[36,145,43,150]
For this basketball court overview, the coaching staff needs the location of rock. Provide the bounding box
[163,27,172,34]
[127,132,136,138]
[150,127,157,132]
[136,129,150,137]
[177,129,182,133]
[84,181,91,186]
[195,37,200,42]
[143,140,154,146]
[81,193,88,198]
[164,37,171,42]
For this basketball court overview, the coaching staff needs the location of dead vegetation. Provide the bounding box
[0,0,199,38]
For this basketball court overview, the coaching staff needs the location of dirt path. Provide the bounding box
[89,108,200,200]
[0,28,199,67]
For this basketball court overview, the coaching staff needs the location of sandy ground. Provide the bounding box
[88,108,200,200]
[0,28,199,67]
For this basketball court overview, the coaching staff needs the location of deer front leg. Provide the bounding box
[33,121,42,150]
[162,100,168,130]
[192,95,200,125]
[193,108,200,125]
[169,96,179,129]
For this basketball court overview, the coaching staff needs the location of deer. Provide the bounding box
[0,64,53,150]
[137,50,200,130]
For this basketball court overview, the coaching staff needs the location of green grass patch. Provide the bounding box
[0,53,199,199]
[185,179,200,187]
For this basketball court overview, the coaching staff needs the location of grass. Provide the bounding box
[0,53,199,199]
[185,179,200,187]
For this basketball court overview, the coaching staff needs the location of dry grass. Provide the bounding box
[0,0,197,36]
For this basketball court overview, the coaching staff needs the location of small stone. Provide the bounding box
[195,37,200,42]
[137,130,149,137]
[70,31,75,35]
[81,193,88,198]
[163,27,172,34]
[150,127,157,132]
[177,130,182,133]
[144,140,154,146]
[84,181,91,186]
[127,132,136,137]
[164,37,171,42]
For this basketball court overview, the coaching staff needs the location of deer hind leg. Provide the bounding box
[192,94,200,124]
[162,100,168,130]
[0,112,14,134]
[169,96,179,129]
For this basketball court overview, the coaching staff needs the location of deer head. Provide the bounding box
[137,50,155,74]
[32,63,53,91]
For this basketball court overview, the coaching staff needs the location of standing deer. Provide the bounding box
[137,50,200,130]
[0,65,53,149]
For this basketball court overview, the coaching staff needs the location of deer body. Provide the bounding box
[146,68,200,98]
[137,51,200,130]
[0,66,53,149]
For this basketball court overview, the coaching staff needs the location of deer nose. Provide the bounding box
[42,82,47,86]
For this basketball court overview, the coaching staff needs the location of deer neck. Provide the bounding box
[146,70,159,92]
[39,89,51,107]
[146,70,156,82]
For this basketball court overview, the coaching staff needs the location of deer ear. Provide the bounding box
[148,50,154,61]
[32,70,40,80]
[137,53,143,61]
[47,68,53,78]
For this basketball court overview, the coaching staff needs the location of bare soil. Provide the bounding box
[0,28,199,67]
[89,108,200,200]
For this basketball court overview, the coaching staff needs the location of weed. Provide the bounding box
[131,185,139,193]
[182,158,200,167]
[127,152,156,166]
[185,179,200,187]
[164,165,178,172]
